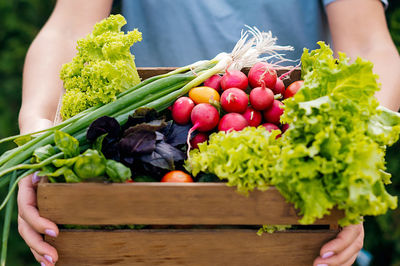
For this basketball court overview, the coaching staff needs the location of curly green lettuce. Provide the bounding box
[276,42,398,226]
[186,127,282,195]
[60,14,142,120]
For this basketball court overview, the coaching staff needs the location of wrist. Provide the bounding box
[19,117,54,135]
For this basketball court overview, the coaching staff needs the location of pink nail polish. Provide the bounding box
[322,251,334,259]
[317,264,328,266]
[45,229,57,237]
[44,254,53,263]
[40,262,46,266]
[32,172,40,184]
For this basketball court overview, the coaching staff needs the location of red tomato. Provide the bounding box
[284,80,304,99]
[161,170,193,182]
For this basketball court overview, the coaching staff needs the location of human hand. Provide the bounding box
[313,223,364,266]
[18,173,59,265]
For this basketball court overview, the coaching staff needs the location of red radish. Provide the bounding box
[263,100,284,125]
[171,97,195,125]
[204,75,222,92]
[242,106,262,127]
[220,88,249,113]
[187,103,220,158]
[284,80,304,99]
[272,78,285,95]
[262,123,280,132]
[220,70,248,91]
[190,132,209,149]
[249,84,274,111]
[281,123,289,133]
[218,113,248,133]
[262,123,282,138]
[248,62,277,89]
[190,103,220,132]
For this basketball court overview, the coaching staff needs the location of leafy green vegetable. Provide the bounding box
[257,225,291,236]
[276,42,398,226]
[186,127,282,194]
[60,14,142,120]
[73,149,106,179]
[54,130,80,158]
[31,144,56,163]
[34,131,130,183]
[93,134,108,154]
[106,159,131,182]
[13,135,32,147]
[45,166,80,183]
[87,109,188,179]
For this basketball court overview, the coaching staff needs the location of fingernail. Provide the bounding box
[322,251,334,259]
[32,172,40,184]
[317,264,328,266]
[44,254,53,263]
[45,229,57,237]
[40,262,46,266]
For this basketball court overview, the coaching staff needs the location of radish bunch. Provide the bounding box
[169,63,303,149]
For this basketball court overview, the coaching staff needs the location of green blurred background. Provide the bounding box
[0,0,399,265]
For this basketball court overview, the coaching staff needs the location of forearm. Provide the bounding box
[19,30,77,134]
[332,37,400,112]
[355,47,400,112]
[326,0,400,112]
[19,0,113,134]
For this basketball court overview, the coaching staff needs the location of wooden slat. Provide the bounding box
[37,183,342,225]
[46,229,336,266]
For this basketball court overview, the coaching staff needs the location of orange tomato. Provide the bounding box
[189,86,220,104]
[161,170,193,182]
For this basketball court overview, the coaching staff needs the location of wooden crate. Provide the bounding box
[37,68,341,266]
[37,182,341,266]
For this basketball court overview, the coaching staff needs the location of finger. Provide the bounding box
[319,224,363,257]
[18,177,59,237]
[31,248,54,266]
[18,216,58,264]
[314,241,362,266]
[30,248,44,263]
[313,226,364,266]
[343,253,359,266]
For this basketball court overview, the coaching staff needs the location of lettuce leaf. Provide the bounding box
[186,127,282,195]
[60,14,142,120]
[276,42,398,226]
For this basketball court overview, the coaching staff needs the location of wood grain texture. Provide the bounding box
[37,182,342,226]
[46,229,337,266]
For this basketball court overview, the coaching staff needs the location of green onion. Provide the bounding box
[1,171,16,266]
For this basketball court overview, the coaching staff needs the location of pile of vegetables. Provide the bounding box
[0,13,399,264]
[187,42,400,226]
[0,16,295,263]
[85,108,192,182]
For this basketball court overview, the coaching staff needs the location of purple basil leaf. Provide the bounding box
[159,121,192,147]
[123,120,167,137]
[123,107,160,130]
[140,141,185,170]
[121,156,135,166]
[102,141,120,161]
[155,131,165,141]
[87,116,121,142]
[119,130,156,155]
